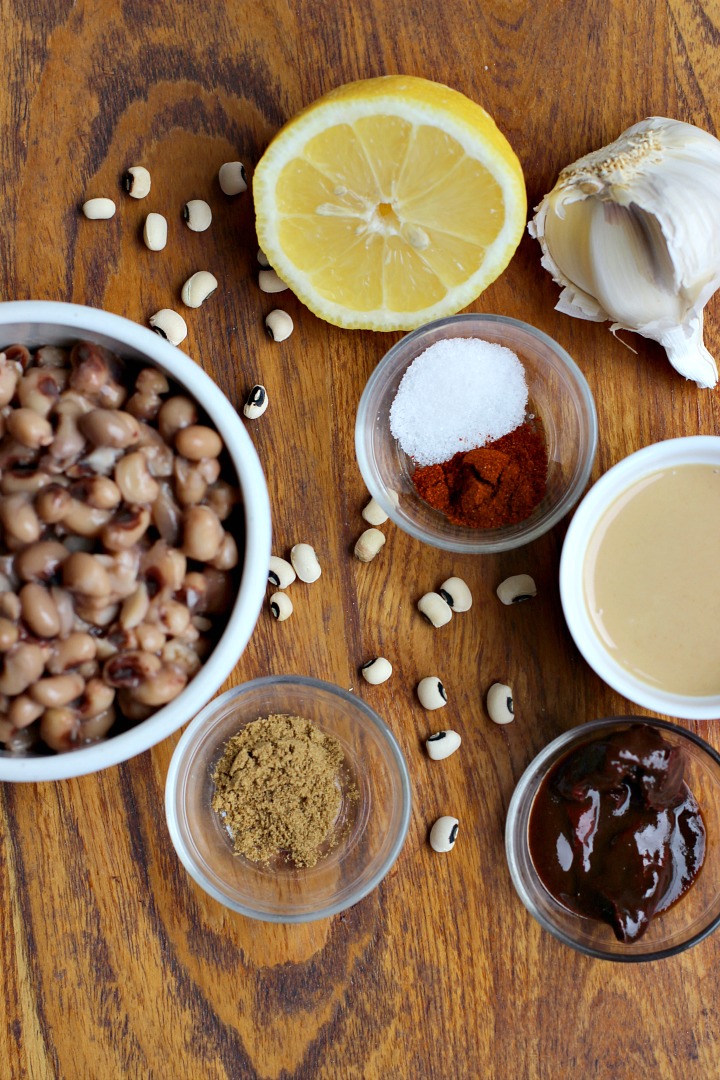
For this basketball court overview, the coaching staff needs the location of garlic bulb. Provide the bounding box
[529,117,720,387]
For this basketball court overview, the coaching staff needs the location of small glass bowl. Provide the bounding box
[165,676,411,922]
[506,717,720,961]
[355,313,597,553]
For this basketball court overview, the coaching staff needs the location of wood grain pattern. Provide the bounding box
[0,0,719,1077]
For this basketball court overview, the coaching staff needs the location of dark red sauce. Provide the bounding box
[528,725,706,943]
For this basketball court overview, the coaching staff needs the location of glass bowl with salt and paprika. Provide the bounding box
[355,314,597,554]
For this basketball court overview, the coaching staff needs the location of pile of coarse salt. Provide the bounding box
[389,338,528,466]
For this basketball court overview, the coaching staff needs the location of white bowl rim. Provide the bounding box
[0,300,272,781]
[505,715,720,961]
[355,312,598,554]
[560,435,720,720]
[164,674,412,922]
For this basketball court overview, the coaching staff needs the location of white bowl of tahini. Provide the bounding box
[560,436,720,721]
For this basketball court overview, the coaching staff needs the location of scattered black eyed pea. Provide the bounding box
[429,816,459,853]
[257,248,270,268]
[82,197,116,219]
[290,543,321,583]
[417,591,452,628]
[183,199,212,232]
[268,555,296,589]
[269,591,293,621]
[426,729,462,760]
[218,161,247,195]
[354,528,385,563]
[361,497,388,526]
[264,309,294,342]
[181,271,218,309]
[496,574,537,605]
[149,309,188,347]
[121,166,151,198]
[417,676,447,710]
[438,576,472,612]
[175,424,223,460]
[243,384,268,419]
[361,657,392,685]
[487,682,514,725]
[143,212,167,251]
[258,268,288,293]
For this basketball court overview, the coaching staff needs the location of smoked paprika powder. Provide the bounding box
[412,420,548,529]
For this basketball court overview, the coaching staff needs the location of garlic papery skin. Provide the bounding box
[529,117,720,388]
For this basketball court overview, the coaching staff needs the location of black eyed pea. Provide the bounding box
[181,270,218,308]
[257,248,271,268]
[30,673,85,709]
[62,552,112,598]
[210,533,239,571]
[0,618,18,652]
[290,543,321,583]
[7,408,54,449]
[496,574,537,605]
[417,592,452,628]
[19,583,60,638]
[268,555,296,589]
[429,816,459,853]
[438,576,472,612]
[354,524,386,561]
[114,451,160,504]
[487,682,514,725]
[183,199,212,232]
[361,657,392,685]
[79,408,140,449]
[354,528,386,563]
[175,425,223,461]
[181,505,224,562]
[269,591,293,621]
[258,268,288,293]
[0,643,46,697]
[243,384,268,419]
[149,309,188,347]
[361,497,388,526]
[426,729,462,760]
[417,676,447,710]
[143,212,167,251]
[8,694,44,729]
[218,161,247,195]
[121,166,151,198]
[82,197,116,219]
[264,309,294,342]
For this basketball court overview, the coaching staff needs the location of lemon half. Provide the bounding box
[253,76,527,331]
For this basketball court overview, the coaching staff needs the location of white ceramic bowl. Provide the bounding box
[560,436,720,720]
[0,300,272,781]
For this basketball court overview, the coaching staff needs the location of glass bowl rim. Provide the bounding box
[505,715,720,962]
[354,312,598,554]
[164,674,413,923]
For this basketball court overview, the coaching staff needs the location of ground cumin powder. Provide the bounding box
[211,714,348,868]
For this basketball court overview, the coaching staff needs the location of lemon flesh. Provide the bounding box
[253,76,527,331]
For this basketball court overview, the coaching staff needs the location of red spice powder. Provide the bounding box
[412,420,548,529]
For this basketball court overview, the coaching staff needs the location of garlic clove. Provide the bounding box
[530,117,720,388]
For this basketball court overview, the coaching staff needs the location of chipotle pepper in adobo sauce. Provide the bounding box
[528,726,706,943]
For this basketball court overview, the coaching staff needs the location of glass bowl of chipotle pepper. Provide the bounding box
[355,313,597,553]
[505,717,720,961]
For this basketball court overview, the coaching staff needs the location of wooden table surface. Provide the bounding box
[1,1,719,1077]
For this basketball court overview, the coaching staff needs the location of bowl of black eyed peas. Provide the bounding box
[0,300,271,781]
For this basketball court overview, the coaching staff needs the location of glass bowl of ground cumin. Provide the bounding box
[355,314,598,553]
[164,675,411,922]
